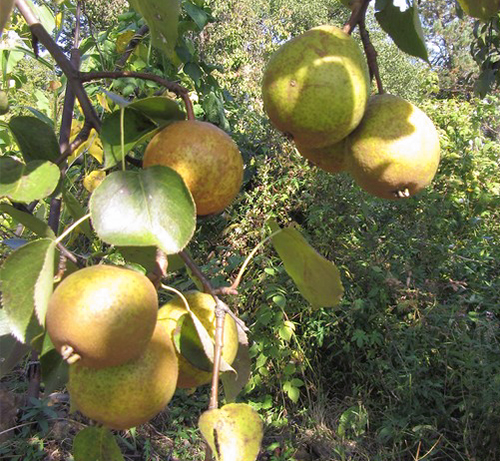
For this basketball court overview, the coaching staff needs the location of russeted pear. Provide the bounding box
[68,322,178,430]
[158,291,238,389]
[346,94,440,199]
[457,0,500,20]
[143,120,244,216]
[46,265,158,369]
[295,139,347,174]
[262,25,370,148]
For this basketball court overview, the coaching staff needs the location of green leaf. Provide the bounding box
[175,303,235,373]
[0,331,29,378]
[40,333,68,394]
[221,325,251,402]
[101,108,158,169]
[0,158,60,203]
[375,0,428,62]
[199,403,263,461]
[8,116,60,161]
[128,96,185,125]
[0,204,55,239]
[184,1,209,29]
[267,219,344,308]
[73,426,125,461]
[61,188,92,238]
[0,238,55,343]
[128,0,180,59]
[184,62,203,85]
[283,380,301,403]
[89,167,195,254]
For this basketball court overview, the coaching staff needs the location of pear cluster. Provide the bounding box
[46,265,178,430]
[262,25,441,199]
[143,120,244,216]
[46,268,238,429]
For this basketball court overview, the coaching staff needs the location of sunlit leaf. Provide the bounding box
[116,30,135,54]
[128,0,181,59]
[0,157,60,203]
[199,403,263,461]
[267,219,343,308]
[83,170,106,193]
[375,0,428,62]
[73,427,125,461]
[0,238,55,343]
[8,116,60,161]
[89,167,195,254]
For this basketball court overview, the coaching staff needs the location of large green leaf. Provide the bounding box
[375,0,428,62]
[0,203,55,239]
[101,108,158,169]
[128,0,181,59]
[73,427,125,461]
[8,116,60,161]
[0,238,55,343]
[128,96,186,124]
[268,219,343,308]
[89,166,195,254]
[0,157,60,203]
[199,403,263,461]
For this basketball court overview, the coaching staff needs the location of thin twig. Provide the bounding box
[179,250,213,294]
[342,0,371,35]
[115,24,150,70]
[359,17,384,94]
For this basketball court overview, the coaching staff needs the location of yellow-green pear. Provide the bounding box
[262,25,370,148]
[346,94,440,200]
[457,0,500,20]
[295,139,347,174]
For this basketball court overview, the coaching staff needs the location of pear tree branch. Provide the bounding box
[359,17,384,94]
[343,0,371,35]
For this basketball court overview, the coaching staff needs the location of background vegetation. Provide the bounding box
[1,0,499,460]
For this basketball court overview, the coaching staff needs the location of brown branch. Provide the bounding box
[342,0,371,35]
[359,18,384,94]
[15,0,101,131]
[55,121,93,166]
[115,24,150,70]
[79,71,195,120]
[147,248,168,289]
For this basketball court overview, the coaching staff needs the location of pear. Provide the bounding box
[457,0,500,20]
[46,265,158,369]
[158,291,238,389]
[68,322,178,430]
[262,25,370,148]
[0,91,9,115]
[143,120,244,216]
[295,139,347,174]
[346,94,440,199]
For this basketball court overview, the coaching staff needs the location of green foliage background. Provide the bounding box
[1,0,500,460]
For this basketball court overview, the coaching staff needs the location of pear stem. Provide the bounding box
[342,0,370,35]
[359,18,385,94]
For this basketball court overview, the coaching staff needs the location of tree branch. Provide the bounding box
[359,18,384,94]
[114,24,150,70]
[79,71,195,120]
[15,0,101,131]
[343,0,371,35]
